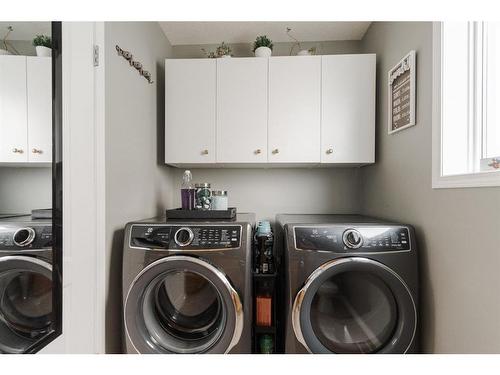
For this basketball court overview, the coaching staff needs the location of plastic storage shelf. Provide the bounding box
[252,241,282,353]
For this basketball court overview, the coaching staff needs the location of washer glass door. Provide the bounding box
[149,270,224,349]
[0,256,53,354]
[310,271,397,353]
[125,255,243,354]
[293,257,416,354]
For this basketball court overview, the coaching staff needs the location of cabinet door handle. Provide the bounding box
[12,148,24,154]
[254,149,262,155]
[326,148,333,155]
[272,149,279,155]
[32,148,43,154]
[201,149,209,155]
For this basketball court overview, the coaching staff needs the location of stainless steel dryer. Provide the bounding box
[122,214,255,354]
[277,214,419,354]
[0,216,54,354]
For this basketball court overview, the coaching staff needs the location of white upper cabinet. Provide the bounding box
[165,59,216,164]
[321,54,376,164]
[217,58,268,163]
[164,55,375,167]
[0,56,28,163]
[27,57,52,163]
[268,56,321,163]
[0,55,52,165]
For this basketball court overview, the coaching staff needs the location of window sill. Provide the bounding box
[432,170,500,189]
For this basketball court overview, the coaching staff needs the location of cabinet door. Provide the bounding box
[165,59,216,164]
[0,56,28,162]
[217,58,268,163]
[321,54,375,164]
[27,57,52,163]
[268,56,321,163]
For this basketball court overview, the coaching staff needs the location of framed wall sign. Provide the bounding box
[388,50,416,134]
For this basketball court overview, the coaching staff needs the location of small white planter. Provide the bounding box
[36,46,52,57]
[254,46,272,58]
[297,49,311,56]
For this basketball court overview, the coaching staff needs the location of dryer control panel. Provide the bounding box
[294,226,410,252]
[130,224,242,250]
[0,225,53,251]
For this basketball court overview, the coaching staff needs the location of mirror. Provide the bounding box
[0,21,62,353]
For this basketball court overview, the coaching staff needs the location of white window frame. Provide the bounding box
[432,21,500,188]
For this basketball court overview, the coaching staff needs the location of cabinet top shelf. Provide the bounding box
[166,53,376,61]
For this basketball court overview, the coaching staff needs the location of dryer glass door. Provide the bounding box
[0,256,53,354]
[125,255,243,354]
[293,257,416,354]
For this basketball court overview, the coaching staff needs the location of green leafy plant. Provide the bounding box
[253,35,273,52]
[33,34,52,48]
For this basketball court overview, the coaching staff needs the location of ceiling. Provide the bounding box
[0,22,51,41]
[159,22,371,46]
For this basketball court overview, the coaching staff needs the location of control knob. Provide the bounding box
[343,229,363,249]
[174,227,194,247]
[13,227,36,247]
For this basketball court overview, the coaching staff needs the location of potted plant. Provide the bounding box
[202,42,232,58]
[215,42,232,58]
[253,35,273,57]
[33,35,52,57]
[297,47,316,56]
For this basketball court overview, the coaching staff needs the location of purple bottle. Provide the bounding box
[181,170,195,210]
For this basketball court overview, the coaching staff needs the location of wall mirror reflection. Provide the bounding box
[0,21,61,353]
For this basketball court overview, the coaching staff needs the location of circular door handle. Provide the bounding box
[326,148,333,154]
[12,148,24,154]
[201,149,209,155]
[254,149,262,155]
[272,149,279,155]
[32,148,43,154]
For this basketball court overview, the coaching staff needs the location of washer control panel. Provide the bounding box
[294,226,410,252]
[130,225,242,250]
[0,225,53,251]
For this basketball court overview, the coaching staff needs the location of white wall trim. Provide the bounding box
[58,22,105,353]
[93,21,107,354]
[432,21,500,189]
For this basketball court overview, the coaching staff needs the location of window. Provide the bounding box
[433,22,500,188]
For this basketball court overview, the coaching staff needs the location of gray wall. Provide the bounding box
[0,167,51,213]
[104,21,174,353]
[172,40,361,58]
[170,40,363,222]
[8,40,36,56]
[360,22,500,353]
[171,168,361,221]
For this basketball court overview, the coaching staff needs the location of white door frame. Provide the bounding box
[40,21,106,354]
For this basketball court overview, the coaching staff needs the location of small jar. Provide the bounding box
[211,190,228,210]
[195,183,212,210]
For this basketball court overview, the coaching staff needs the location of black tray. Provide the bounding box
[32,208,52,219]
[166,207,237,220]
